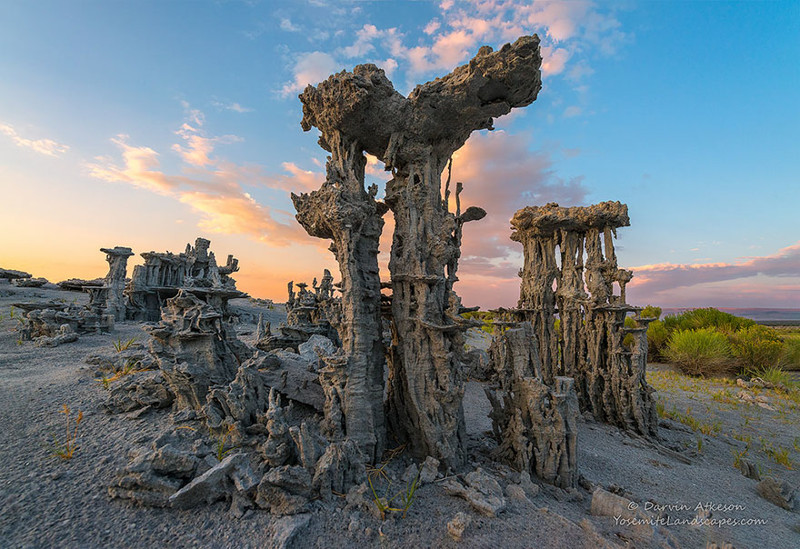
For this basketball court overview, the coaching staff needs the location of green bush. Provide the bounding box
[661,307,756,334]
[640,305,662,320]
[779,333,800,371]
[647,319,670,360]
[729,325,784,373]
[665,328,735,377]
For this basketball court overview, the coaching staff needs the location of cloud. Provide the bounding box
[172,122,242,168]
[540,45,570,76]
[628,242,800,302]
[448,129,587,269]
[273,162,324,193]
[341,24,380,58]
[87,107,320,246]
[390,1,626,80]
[281,51,339,96]
[424,19,441,35]
[563,105,582,118]
[0,122,69,157]
[280,18,300,32]
[213,101,253,113]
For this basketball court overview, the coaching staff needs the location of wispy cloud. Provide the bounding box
[212,101,253,113]
[280,18,300,32]
[86,105,319,246]
[0,122,69,157]
[628,242,800,298]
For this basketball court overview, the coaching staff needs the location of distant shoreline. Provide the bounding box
[660,307,800,323]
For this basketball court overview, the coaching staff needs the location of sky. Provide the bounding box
[0,0,798,309]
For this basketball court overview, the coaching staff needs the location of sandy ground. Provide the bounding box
[0,283,798,548]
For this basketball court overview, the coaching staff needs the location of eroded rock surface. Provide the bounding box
[486,322,578,488]
[146,290,249,410]
[504,201,658,437]
[297,35,543,470]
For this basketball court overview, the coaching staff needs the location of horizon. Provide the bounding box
[1,1,798,310]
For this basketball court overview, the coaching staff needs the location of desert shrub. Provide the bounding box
[754,366,791,387]
[646,320,670,360]
[462,311,496,334]
[729,325,784,373]
[640,305,662,320]
[779,334,800,371]
[661,308,756,334]
[622,316,636,349]
[665,328,734,376]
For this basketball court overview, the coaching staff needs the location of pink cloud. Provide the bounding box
[0,122,69,157]
[627,242,800,306]
[449,130,586,261]
[282,51,339,97]
[87,109,325,247]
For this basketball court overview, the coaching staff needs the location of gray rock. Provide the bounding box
[443,469,506,517]
[519,471,540,498]
[231,459,260,495]
[312,439,366,499]
[419,456,439,485]
[757,477,797,511]
[104,370,174,413]
[169,452,247,509]
[256,466,312,516]
[269,514,311,549]
[297,36,543,470]
[739,458,761,481]
[244,351,325,412]
[463,348,491,381]
[505,483,529,503]
[401,463,419,484]
[151,444,198,478]
[298,334,335,366]
[13,277,48,288]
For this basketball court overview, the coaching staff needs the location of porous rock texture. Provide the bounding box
[0,268,32,280]
[508,201,658,437]
[258,279,340,352]
[14,300,113,341]
[126,237,245,322]
[486,322,578,488]
[146,290,251,411]
[297,35,543,469]
[87,246,134,322]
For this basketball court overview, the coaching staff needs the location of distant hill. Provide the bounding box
[661,307,800,324]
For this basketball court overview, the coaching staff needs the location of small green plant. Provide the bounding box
[732,446,749,469]
[368,472,421,520]
[393,473,420,518]
[49,405,83,460]
[779,334,800,370]
[665,328,734,376]
[113,337,138,353]
[762,443,793,469]
[96,375,111,390]
[750,365,791,387]
[215,425,236,461]
[733,432,751,445]
[696,437,704,453]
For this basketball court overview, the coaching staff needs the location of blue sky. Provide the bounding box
[1,0,798,308]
